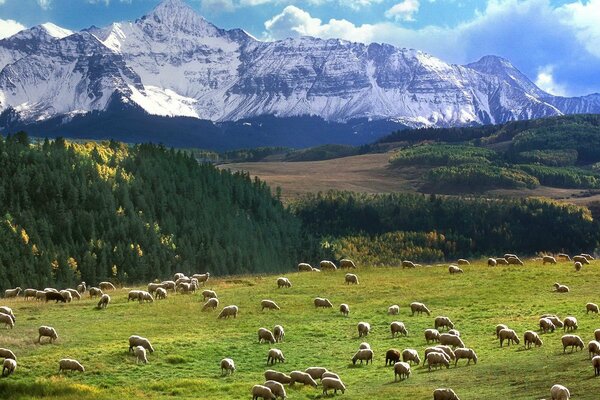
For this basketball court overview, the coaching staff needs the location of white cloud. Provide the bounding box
[37,0,52,9]
[535,65,567,96]
[385,0,420,22]
[556,0,600,58]
[0,0,5,5]
[0,18,25,39]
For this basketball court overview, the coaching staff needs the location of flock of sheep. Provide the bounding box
[0,253,597,399]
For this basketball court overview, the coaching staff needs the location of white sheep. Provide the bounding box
[0,313,14,329]
[273,325,285,343]
[340,259,357,269]
[202,298,219,311]
[507,256,524,266]
[496,258,509,265]
[161,281,176,292]
[258,328,276,344]
[544,315,564,328]
[439,333,465,348]
[402,349,421,365]
[97,293,110,309]
[128,290,142,301]
[587,303,599,314]
[433,388,460,400]
[4,287,22,298]
[553,283,569,293]
[76,282,86,293]
[352,348,373,365]
[58,359,85,373]
[264,370,292,384]
[573,255,590,264]
[261,300,280,311]
[588,340,600,359]
[298,263,313,272]
[263,380,286,399]
[550,384,570,400]
[563,316,578,331]
[267,348,285,365]
[539,318,556,333]
[276,277,291,288]
[305,366,328,380]
[322,377,346,394]
[38,326,58,343]
[487,258,497,267]
[134,345,148,364]
[319,260,337,271]
[357,322,371,337]
[498,328,519,347]
[2,358,16,377]
[524,331,543,348]
[155,287,167,300]
[393,361,411,381]
[561,334,584,353]
[358,342,370,350]
[147,283,164,294]
[425,329,441,343]
[322,371,340,380]
[448,265,463,274]
[426,352,450,371]
[339,303,349,316]
[35,291,46,301]
[457,259,470,265]
[390,321,408,338]
[202,290,218,300]
[0,307,15,323]
[575,261,583,271]
[128,335,154,353]
[88,287,103,298]
[289,371,318,387]
[220,358,235,375]
[448,329,460,337]
[99,281,116,291]
[453,348,477,366]
[410,302,431,316]
[558,253,571,261]
[251,385,276,400]
[401,260,416,268]
[388,305,400,315]
[218,305,238,319]
[23,288,37,300]
[344,273,359,285]
[593,355,600,376]
[173,272,185,281]
[314,297,333,308]
[543,255,557,265]
[434,316,454,331]
[192,273,210,285]
[138,291,154,303]
[65,289,81,300]
[0,348,16,360]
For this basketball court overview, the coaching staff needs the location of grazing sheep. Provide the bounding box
[65,289,81,300]
[175,277,191,286]
[289,371,318,387]
[573,255,590,265]
[97,294,110,309]
[322,377,346,395]
[402,349,421,365]
[352,349,373,365]
[44,288,59,293]
[273,325,285,343]
[588,340,600,359]
[539,318,556,333]
[298,263,313,272]
[487,258,497,267]
[0,313,14,330]
[76,282,86,293]
[496,258,509,265]
[264,380,286,399]
[4,287,22,298]
[582,253,595,260]
[595,329,600,342]
[558,253,571,261]
[433,388,460,400]
[358,342,370,350]
[425,329,441,343]
[410,302,431,316]
[439,333,465,348]
[305,366,328,380]
[23,288,37,300]
[192,273,210,285]
[575,261,582,271]
[322,371,340,380]
[173,272,185,281]
[161,281,176,292]
[563,316,578,331]
[218,305,238,319]
[553,283,570,293]
[587,303,599,314]
[177,282,196,294]
[202,298,219,311]
[99,282,116,291]
[544,315,564,329]
[128,335,154,353]
[390,321,408,338]
[388,305,400,315]
[457,258,470,265]
[524,331,543,348]
[220,358,235,375]
[448,329,460,337]
[550,384,570,400]
[562,334,584,353]
[89,287,103,298]
[251,385,276,400]
[58,359,84,373]
[434,316,454,331]
[138,291,154,303]
[543,256,557,265]
[314,297,333,309]
[147,283,164,294]
[495,324,508,338]
[258,328,276,344]
[261,300,280,311]
[267,348,285,365]
[357,322,371,337]
[507,256,524,266]
[423,348,449,365]
[345,273,359,285]
[276,277,291,288]
[339,303,349,316]
[401,260,416,269]
[45,292,67,303]
[264,370,292,384]
[593,355,600,376]
[2,358,16,377]
[155,287,167,300]
[202,290,218,300]
[134,345,148,364]
[426,352,450,371]
[35,291,46,301]
[498,329,520,347]
[340,259,357,269]
[0,348,16,360]
[393,361,411,381]
[448,265,463,274]
[128,290,142,301]
[319,260,337,271]
[454,348,477,366]
[385,349,401,366]
[504,253,517,259]
[38,326,58,343]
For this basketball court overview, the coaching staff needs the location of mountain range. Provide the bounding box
[0,0,599,149]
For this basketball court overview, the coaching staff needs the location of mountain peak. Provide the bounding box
[40,23,73,39]
[140,0,220,36]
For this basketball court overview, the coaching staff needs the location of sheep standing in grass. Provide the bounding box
[402,349,421,365]
[507,256,524,266]
[60,290,73,302]
[298,263,313,272]
[128,290,142,302]
[2,358,16,377]
[155,288,167,300]
[439,333,465,349]
[558,253,571,261]
[192,273,210,285]
[218,305,238,319]
[393,362,411,381]
[4,287,21,298]
[89,287,103,298]
[524,331,543,348]
[314,297,333,309]
[562,335,584,353]
[322,377,346,394]
[0,348,16,361]
[433,388,460,400]
[345,273,359,285]
[498,329,519,347]
[574,255,590,265]
[35,291,46,301]
[457,259,470,265]
[543,256,557,265]
[289,371,318,387]
[258,328,276,344]
[264,380,286,399]
[0,307,15,323]
[390,321,408,338]
[553,283,570,293]
[128,335,154,353]
[202,290,218,300]
[305,367,328,380]
[352,349,373,365]
[588,341,600,359]
[402,260,416,268]
[23,289,37,300]
[276,277,291,288]
[575,262,583,271]
[587,303,599,314]
[385,349,401,366]
[319,260,337,271]
[425,329,440,343]
[544,315,564,329]
[261,300,280,311]
[434,316,454,331]
[220,358,235,375]
[138,291,154,303]
[77,282,86,293]
[410,302,431,316]
[426,352,450,371]
[97,294,110,309]
[161,281,176,292]
[65,289,81,300]
[267,349,285,365]
[448,265,463,274]
[134,346,148,364]
[322,371,340,380]
[496,258,509,265]
[388,305,400,315]
[593,355,600,376]
[487,258,497,267]
[550,384,570,400]
[147,283,164,294]
[340,259,357,269]
[251,385,276,400]
[264,370,291,384]
[339,303,349,316]
[58,359,84,373]
[453,348,477,366]
[99,282,116,291]
[273,325,285,343]
[202,298,219,311]
[563,316,578,331]
[582,253,595,260]
[357,322,371,337]
[0,313,14,329]
[38,326,58,343]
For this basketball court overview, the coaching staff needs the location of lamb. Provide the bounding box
[588,340,600,359]
[561,334,584,353]
[434,316,454,331]
[261,300,280,311]
[258,328,276,344]
[276,277,292,288]
[0,348,16,360]
[401,260,416,268]
[575,261,583,271]
[543,256,557,265]
[400,349,420,365]
[267,348,285,365]
[563,316,578,331]
[220,358,235,375]
[45,291,67,303]
[357,322,371,337]
[314,297,333,309]
[587,303,599,314]
[134,345,148,364]
[273,325,285,343]
[202,298,219,311]
[487,258,497,267]
[88,287,103,298]
[553,283,569,293]
[410,302,431,316]
[498,328,520,347]
[128,290,142,301]
[453,348,477,366]
[539,318,556,333]
[218,305,238,319]
[97,293,110,309]
[38,326,58,343]
[264,380,286,399]
[264,370,292,384]
[155,287,167,300]
[161,281,176,292]
[77,282,86,293]
[128,335,154,353]
[2,358,16,377]
[393,361,411,381]
[385,349,401,366]
[352,348,373,365]
[58,359,84,373]
[99,281,116,291]
[251,385,276,400]
[202,290,218,300]
[65,289,81,300]
[339,303,349,316]
[345,273,359,285]
[192,273,210,285]
[496,258,509,265]
[448,265,463,274]
[388,305,400,315]
[573,255,590,264]
[60,290,73,303]
[340,259,357,269]
[390,321,408,338]
[0,313,14,330]
[439,333,465,348]
[426,352,450,371]
[298,263,313,272]
[524,331,543,348]
[305,366,328,380]
[593,355,600,376]
[289,371,318,387]
[457,259,470,265]
[550,384,570,400]
[358,342,371,350]
[23,288,37,300]
[433,388,460,400]
[425,329,441,343]
[319,260,337,271]
[4,287,21,298]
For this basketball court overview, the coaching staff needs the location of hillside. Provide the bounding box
[1,261,600,399]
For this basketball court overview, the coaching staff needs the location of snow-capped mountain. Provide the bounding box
[0,0,598,146]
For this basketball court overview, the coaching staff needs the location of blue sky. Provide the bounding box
[1,0,599,97]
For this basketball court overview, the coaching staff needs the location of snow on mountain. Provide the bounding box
[0,0,598,133]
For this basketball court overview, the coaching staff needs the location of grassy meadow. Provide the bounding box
[1,260,600,399]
